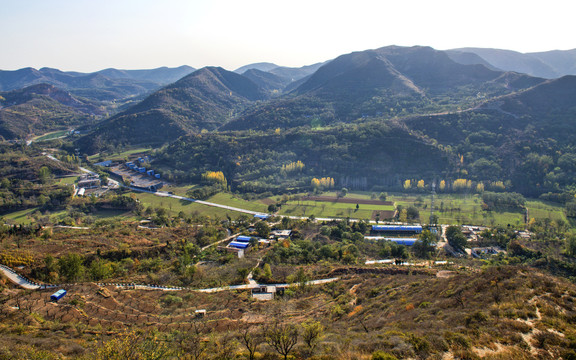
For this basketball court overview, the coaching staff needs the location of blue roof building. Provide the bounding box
[229,241,249,249]
[371,225,423,233]
[254,214,269,220]
[236,236,252,242]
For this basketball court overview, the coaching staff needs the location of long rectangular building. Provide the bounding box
[371,225,423,234]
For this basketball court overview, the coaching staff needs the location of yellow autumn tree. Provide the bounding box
[490,181,506,191]
[202,171,227,187]
[403,179,412,190]
[282,161,305,173]
[311,177,334,189]
[417,180,425,190]
[476,182,485,193]
[452,178,471,192]
[439,180,446,191]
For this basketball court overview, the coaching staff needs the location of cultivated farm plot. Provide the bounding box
[388,193,566,227]
[281,197,395,220]
[88,147,152,162]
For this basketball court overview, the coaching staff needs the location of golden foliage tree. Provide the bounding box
[202,171,227,187]
[403,179,412,189]
[439,180,446,191]
[282,161,305,173]
[311,177,334,189]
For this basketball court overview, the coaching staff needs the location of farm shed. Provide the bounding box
[254,214,269,220]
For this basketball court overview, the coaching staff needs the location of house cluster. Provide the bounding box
[125,157,161,180]
[223,214,292,258]
[76,174,102,196]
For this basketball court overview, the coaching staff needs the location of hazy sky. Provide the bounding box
[1,0,573,72]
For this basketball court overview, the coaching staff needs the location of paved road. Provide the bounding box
[1,263,339,293]
[196,277,340,293]
[0,264,46,290]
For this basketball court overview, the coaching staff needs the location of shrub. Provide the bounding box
[372,351,398,360]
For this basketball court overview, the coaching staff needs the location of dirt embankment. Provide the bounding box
[329,267,437,277]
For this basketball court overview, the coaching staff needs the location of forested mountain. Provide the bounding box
[0,84,101,140]
[403,75,576,196]
[154,121,449,192]
[76,67,267,153]
[223,46,543,131]
[448,47,576,79]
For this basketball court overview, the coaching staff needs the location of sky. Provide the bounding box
[1,0,574,72]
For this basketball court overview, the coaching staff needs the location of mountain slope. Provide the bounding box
[76,67,267,152]
[0,84,101,140]
[223,46,543,131]
[241,69,292,94]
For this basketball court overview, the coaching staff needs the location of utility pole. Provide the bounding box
[429,181,436,226]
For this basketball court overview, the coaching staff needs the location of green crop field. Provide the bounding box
[134,192,246,219]
[88,148,152,162]
[33,130,69,142]
[386,192,568,228]
[56,176,79,185]
[2,208,39,224]
[206,193,269,213]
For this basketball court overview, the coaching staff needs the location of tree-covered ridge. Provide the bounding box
[153,121,450,193]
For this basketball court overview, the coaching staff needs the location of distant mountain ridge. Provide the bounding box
[447,47,576,79]
[0,65,196,102]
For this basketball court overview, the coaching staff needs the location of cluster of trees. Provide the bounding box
[281,160,305,173]
[402,178,507,194]
[311,177,335,190]
[264,238,361,265]
[201,171,227,187]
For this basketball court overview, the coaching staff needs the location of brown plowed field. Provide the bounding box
[302,196,393,206]
[371,210,396,220]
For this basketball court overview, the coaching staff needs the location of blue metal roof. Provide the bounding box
[236,236,251,242]
[372,225,422,232]
[254,214,269,219]
[229,241,249,249]
[385,238,419,246]
[94,160,112,167]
